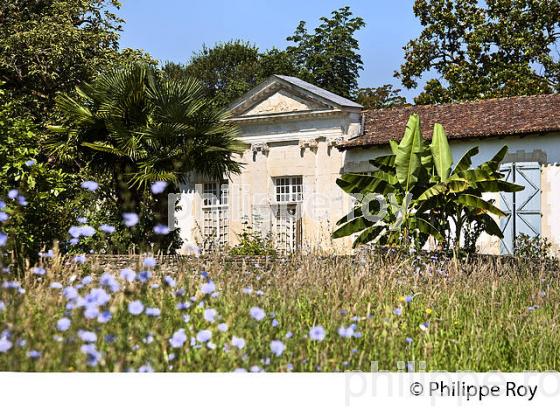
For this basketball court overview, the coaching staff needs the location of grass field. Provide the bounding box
[0,252,558,372]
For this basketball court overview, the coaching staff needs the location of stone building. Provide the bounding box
[174,75,560,255]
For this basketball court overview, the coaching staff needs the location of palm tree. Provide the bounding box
[48,64,243,213]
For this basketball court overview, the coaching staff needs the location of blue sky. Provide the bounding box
[119,1,423,101]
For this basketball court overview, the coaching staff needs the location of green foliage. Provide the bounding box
[514,234,559,268]
[333,114,524,253]
[356,85,408,109]
[397,0,560,104]
[174,41,262,108]
[0,85,82,263]
[287,6,365,99]
[48,64,243,214]
[0,0,154,120]
[229,220,277,257]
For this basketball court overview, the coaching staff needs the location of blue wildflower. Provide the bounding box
[203,308,217,322]
[405,337,413,344]
[217,323,228,332]
[100,273,120,293]
[63,286,78,300]
[231,336,245,349]
[137,270,152,282]
[128,300,144,315]
[80,226,96,237]
[81,181,99,191]
[337,325,354,339]
[99,224,116,234]
[196,329,212,343]
[122,212,139,227]
[77,217,88,224]
[164,276,176,287]
[393,307,402,316]
[7,189,18,199]
[17,195,28,206]
[405,295,414,303]
[81,275,93,285]
[143,257,157,268]
[85,288,110,306]
[145,307,161,317]
[249,306,265,321]
[97,311,112,324]
[120,268,136,282]
[139,363,154,373]
[0,232,8,247]
[80,344,102,366]
[270,340,286,357]
[50,282,63,289]
[151,181,168,194]
[309,325,326,341]
[73,255,87,264]
[169,329,187,348]
[25,159,36,167]
[84,305,100,319]
[200,281,216,295]
[77,330,97,343]
[68,226,82,238]
[153,224,170,235]
[0,301,5,312]
[0,337,13,353]
[27,350,41,359]
[0,212,8,222]
[32,267,46,276]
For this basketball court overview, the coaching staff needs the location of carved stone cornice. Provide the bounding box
[327,136,344,147]
[250,142,270,155]
[298,137,319,150]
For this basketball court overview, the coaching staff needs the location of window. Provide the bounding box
[202,182,228,207]
[273,176,303,203]
[202,181,229,249]
[272,176,303,252]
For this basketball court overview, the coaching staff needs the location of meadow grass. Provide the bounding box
[0,252,558,372]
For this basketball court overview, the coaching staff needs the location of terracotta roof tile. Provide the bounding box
[338,94,560,149]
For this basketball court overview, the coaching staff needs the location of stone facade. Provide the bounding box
[173,76,560,255]
[174,75,362,253]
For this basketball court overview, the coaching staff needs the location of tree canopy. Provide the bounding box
[287,6,365,99]
[356,85,408,109]
[396,0,560,105]
[173,6,366,107]
[0,0,154,119]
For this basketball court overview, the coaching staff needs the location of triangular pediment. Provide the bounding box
[241,89,328,116]
[228,75,361,119]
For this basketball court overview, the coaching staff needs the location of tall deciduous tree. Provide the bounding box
[396,0,560,105]
[0,0,153,120]
[177,7,365,107]
[177,40,262,108]
[356,85,408,109]
[287,6,365,99]
[166,42,299,108]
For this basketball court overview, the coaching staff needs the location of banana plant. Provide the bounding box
[333,114,524,253]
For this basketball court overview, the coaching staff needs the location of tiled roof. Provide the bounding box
[274,75,363,109]
[338,93,560,149]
